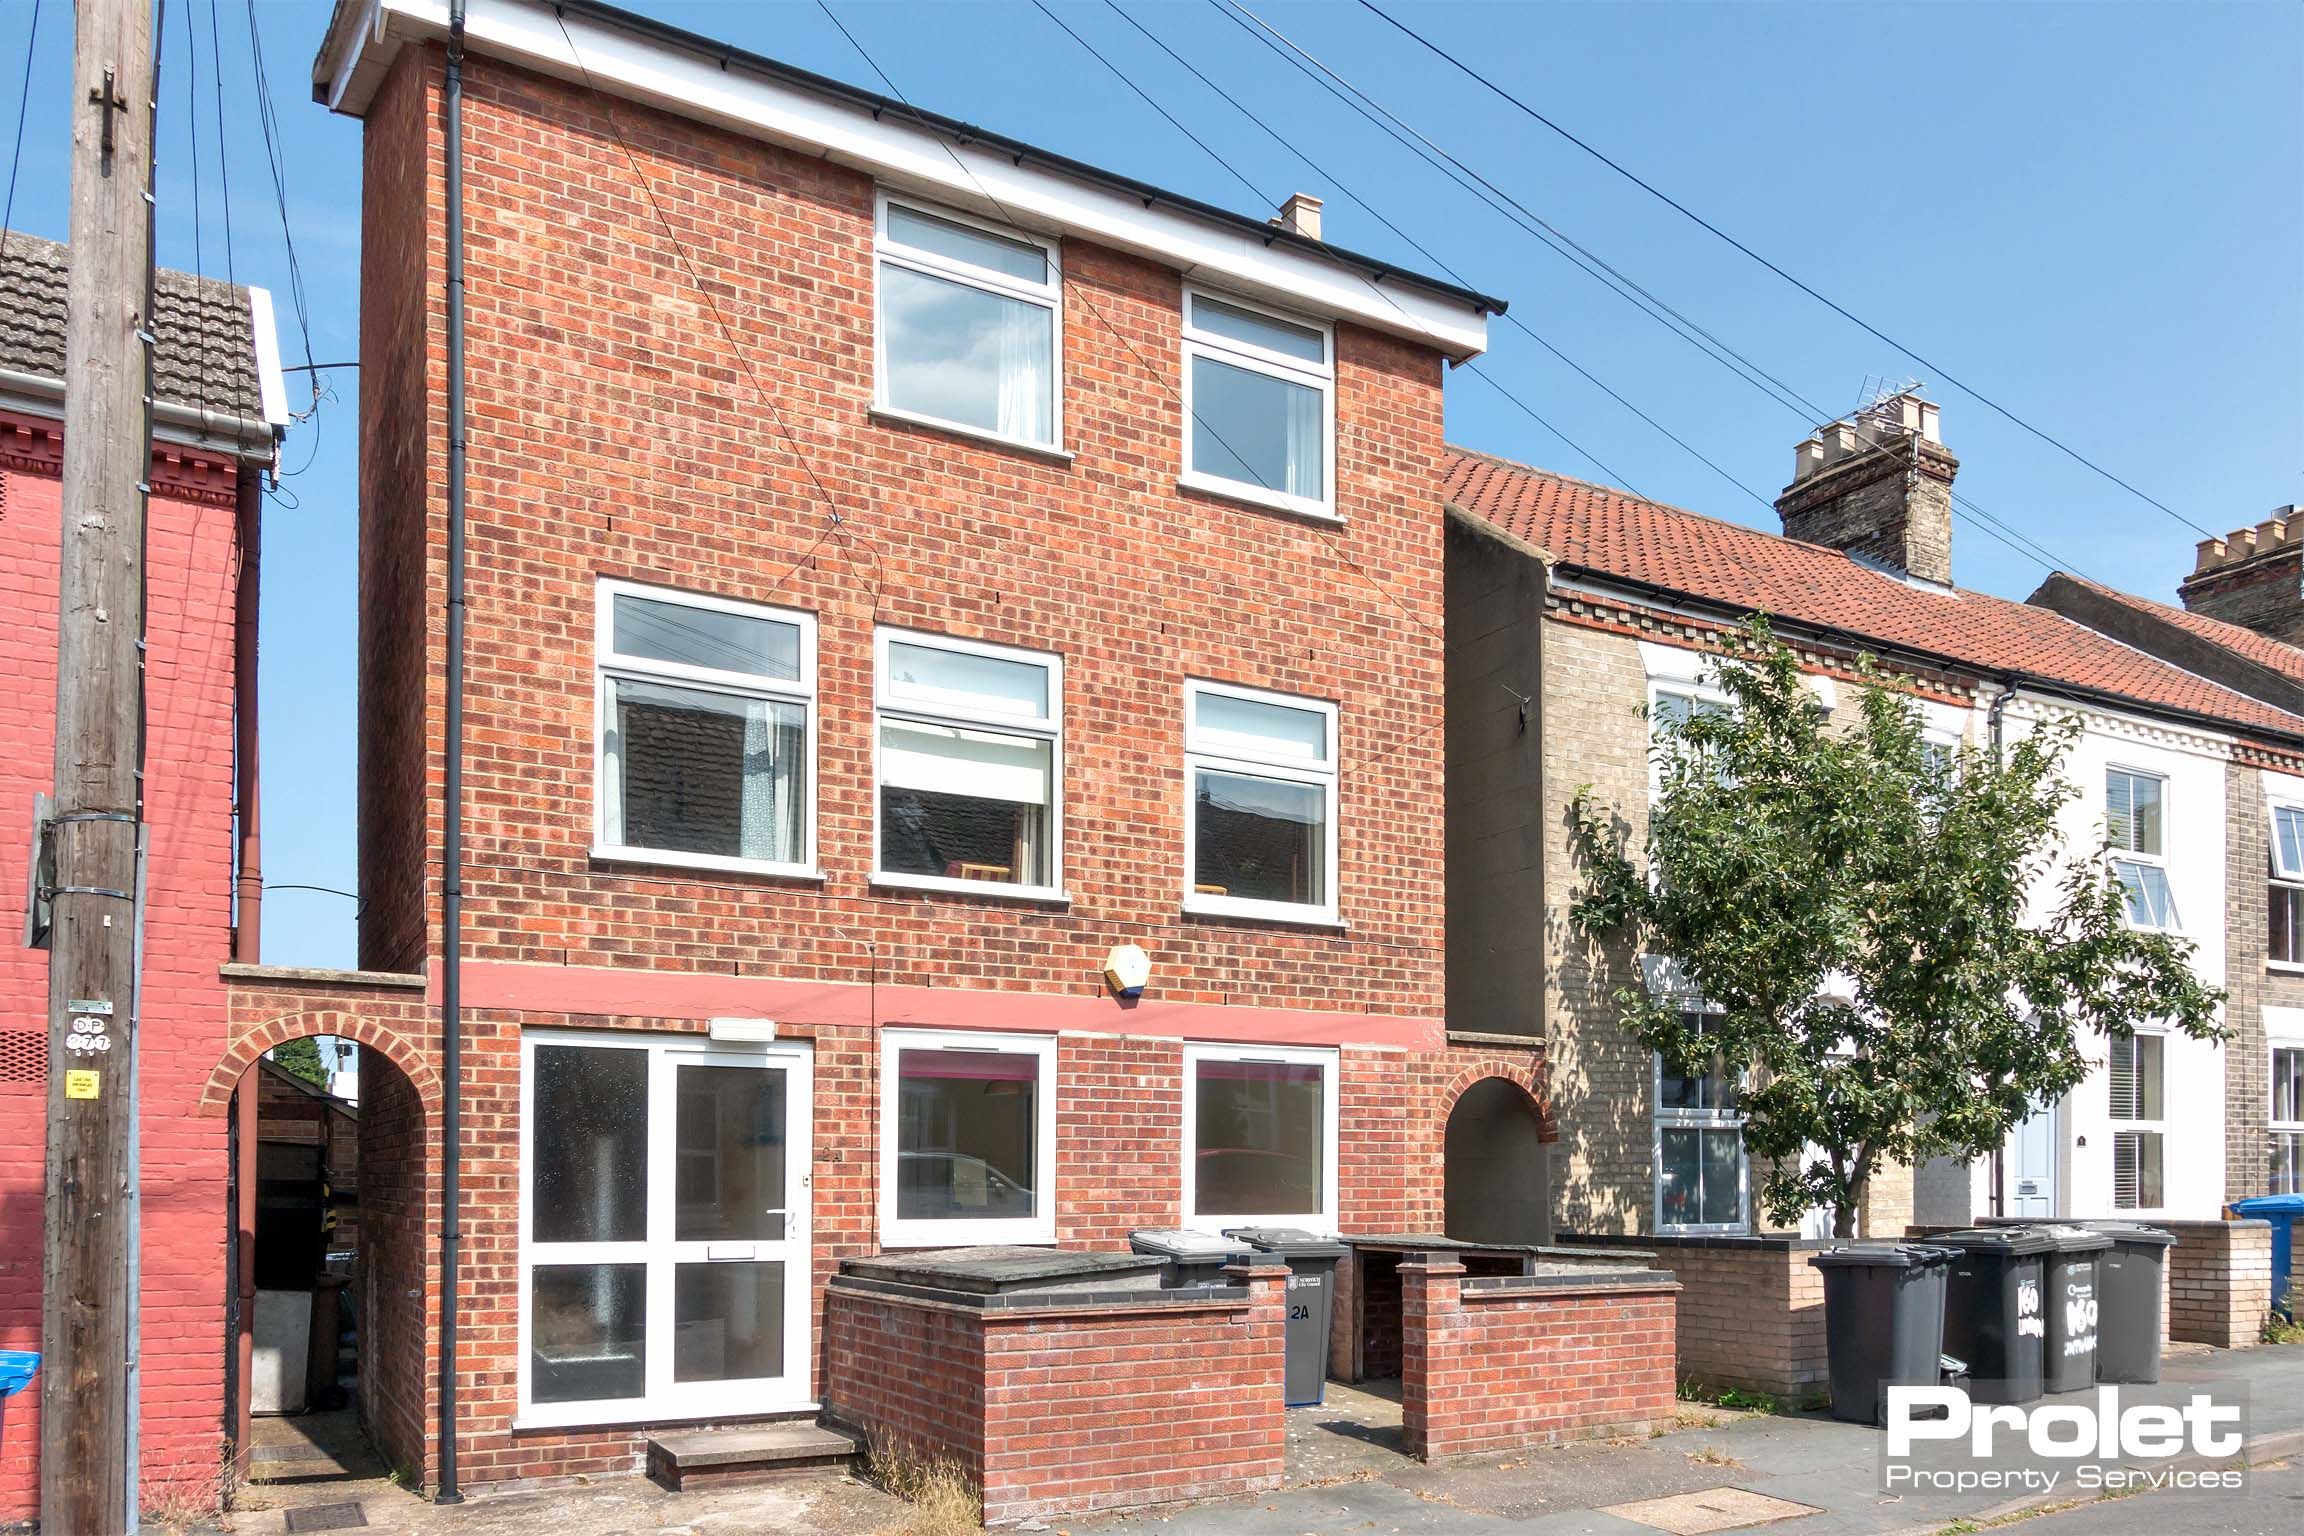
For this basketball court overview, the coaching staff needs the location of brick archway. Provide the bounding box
[198,1010,441,1118]
[1440,1067,1554,1246]
[1437,1058,1555,1145]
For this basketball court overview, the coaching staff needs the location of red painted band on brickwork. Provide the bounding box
[437,958,1446,1049]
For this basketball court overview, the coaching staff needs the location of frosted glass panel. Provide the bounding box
[886,641,1050,721]
[1193,691,1328,763]
[532,1046,648,1243]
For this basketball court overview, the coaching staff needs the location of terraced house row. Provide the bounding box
[0,0,2293,1521]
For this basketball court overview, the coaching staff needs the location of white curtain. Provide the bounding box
[740,701,801,863]
[603,691,626,844]
[995,300,1052,443]
[1283,379,1323,499]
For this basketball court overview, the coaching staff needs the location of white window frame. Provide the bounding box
[515,1028,816,1429]
[878,1028,1058,1248]
[1181,679,1341,925]
[1652,1011,1749,1236]
[592,578,819,879]
[1177,284,1337,521]
[2270,802,2304,969]
[2108,1027,2167,1214]
[2271,1035,2304,1195]
[2106,765,2177,932]
[1180,1042,1340,1236]
[872,627,1065,900]
[872,190,1065,454]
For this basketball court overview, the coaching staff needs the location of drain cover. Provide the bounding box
[1598,1486,1821,1535]
[283,1503,369,1533]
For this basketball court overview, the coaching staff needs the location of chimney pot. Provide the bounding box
[1276,192,1324,241]
[1793,436,1824,482]
[2257,517,2289,552]
[2194,537,2229,573]
[1776,394,1955,585]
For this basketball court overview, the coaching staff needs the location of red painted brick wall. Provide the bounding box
[354,45,1448,1017]
[1401,1259,1678,1460]
[0,415,248,1520]
[825,1266,1287,1523]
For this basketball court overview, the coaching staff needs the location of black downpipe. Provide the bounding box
[437,0,469,1506]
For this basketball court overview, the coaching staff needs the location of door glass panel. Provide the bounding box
[676,1063,788,1242]
[530,1263,645,1404]
[532,1046,648,1243]
[673,1261,786,1383]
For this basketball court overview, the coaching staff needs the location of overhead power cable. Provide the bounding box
[1354,0,2213,540]
[0,0,39,268]
[1207,0,2096,583]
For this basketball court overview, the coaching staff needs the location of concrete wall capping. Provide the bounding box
[219,961,428,989]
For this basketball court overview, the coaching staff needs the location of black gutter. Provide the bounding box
[1547,558,2304,755]
[548,0,1506,318]
[437,0,468,1506]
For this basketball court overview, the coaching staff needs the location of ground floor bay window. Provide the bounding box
[2272,1041,2303,1195]
[2109,1029,2166,1211]
[519,1031,814,1427]
[1654,1013,1746,1233]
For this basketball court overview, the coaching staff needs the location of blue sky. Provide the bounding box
[4,0,2298,967]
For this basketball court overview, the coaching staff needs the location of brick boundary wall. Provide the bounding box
[1399,1257,1679,1460]
[824,1265,1288,1525]
[1562,1233,1829,1401]
[2163,1219,2273,1349]
[1333,1243,1650,1384]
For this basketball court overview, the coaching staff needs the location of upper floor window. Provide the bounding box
[1179,287,1333,518]
[1183,680,1338,923]
[2108,1029,2166,1210]
[874,629,1063,898]
[2271,805,2304,965]
[2107,767,2176,930]
[875,194,1060,450]
[595,581,815,876]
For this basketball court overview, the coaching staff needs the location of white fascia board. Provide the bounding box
[246,285,293,431]
[320,0,1491,360]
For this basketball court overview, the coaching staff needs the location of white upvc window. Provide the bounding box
[1654,1011,1748,1234]
[2271,1041,2304,1195]
[1178,286,1335,518]
[517,1030,814,1428]
[873,628,1064,899]
[594,580,817,877]
[2270,804,2304,966]
[2106,767,2177,930]
[873,192,1062,452]
[1181,1042,1339,1235]
[1182,680,1339,924]
[879,1028,1057,1248]
[2108,1029,2167,1211]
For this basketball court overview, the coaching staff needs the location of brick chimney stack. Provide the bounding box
[2178,507,2304,644]
[1775,391,1958,586]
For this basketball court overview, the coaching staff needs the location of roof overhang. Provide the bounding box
[313,0,1498,361]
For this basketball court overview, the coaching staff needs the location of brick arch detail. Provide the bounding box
[1437,1057,1556,1145]
[198,1011,442,1117]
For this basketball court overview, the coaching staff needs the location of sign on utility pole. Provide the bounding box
[44,0,155,1528]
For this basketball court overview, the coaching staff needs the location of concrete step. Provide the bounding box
[645,1420,864,1491]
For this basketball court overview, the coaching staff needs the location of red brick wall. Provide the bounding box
[1401,1259,1678,1460]
[825,1267,1287,1523]
[356,45,1448,1017]
[0,417,247,1520]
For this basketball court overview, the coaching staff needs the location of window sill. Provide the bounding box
[1176,472,1343,524]
[2269,961,2304,975]
[1180,896,1347,931]
[591,847,825,882]
[872,873,1071,906]
[869,406,1075,464]
[512,1401,820,1433]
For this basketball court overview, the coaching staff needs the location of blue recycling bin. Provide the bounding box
[0,1350,37,1457]
[2231,1193,2304,1319]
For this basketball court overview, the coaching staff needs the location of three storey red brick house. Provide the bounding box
[278,0,1556,1496]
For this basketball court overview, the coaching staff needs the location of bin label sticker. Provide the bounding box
[64,1069,99,1100]
[2061,1277,2099,1359]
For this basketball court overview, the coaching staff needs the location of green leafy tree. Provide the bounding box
[1569,618,2224,1237]
[267,1036,329,1089]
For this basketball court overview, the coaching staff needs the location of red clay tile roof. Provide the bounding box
[1444,444,2304,743]
[2051,573,2304,689]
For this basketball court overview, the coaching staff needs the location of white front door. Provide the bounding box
[520,1031,813,1428]
[2003,1102,2057,1218]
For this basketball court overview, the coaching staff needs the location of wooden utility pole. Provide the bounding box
[43,0,156,1528]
